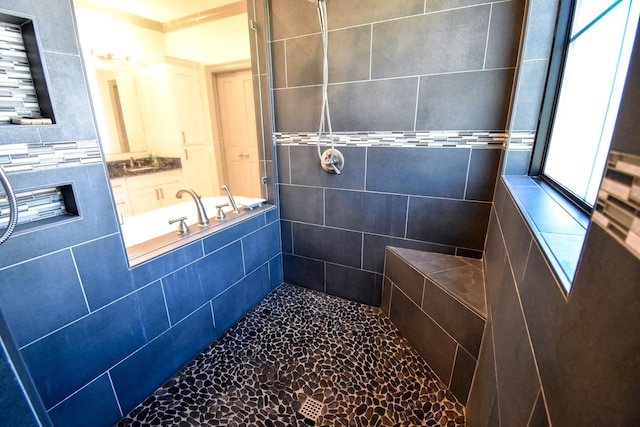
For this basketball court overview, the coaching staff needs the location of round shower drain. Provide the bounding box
[298,396,324,421]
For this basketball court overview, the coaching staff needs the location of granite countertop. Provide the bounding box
[107,156,182,179]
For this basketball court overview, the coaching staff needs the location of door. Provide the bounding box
[215,69,261,198]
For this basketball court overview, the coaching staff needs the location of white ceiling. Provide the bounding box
[77,0,239,22]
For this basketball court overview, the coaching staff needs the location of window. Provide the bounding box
[532,0,640,211]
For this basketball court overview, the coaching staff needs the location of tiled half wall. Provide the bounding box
[277,132,502,306]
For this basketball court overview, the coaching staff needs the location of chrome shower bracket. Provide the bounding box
[320,148,344,175]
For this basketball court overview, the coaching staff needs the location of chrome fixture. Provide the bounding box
[168,216,189,234]
[175,189,209,227]
[0,165,18,245]
[320,148,343,174]
[215,203,229,220]
[221,185,239,213]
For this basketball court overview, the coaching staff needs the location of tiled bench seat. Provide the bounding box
[381,247,487,405]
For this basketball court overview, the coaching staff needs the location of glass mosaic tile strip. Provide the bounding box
[274,130,508,147]
[594,151,640,259]
[0,186,66,227]
[0,139,101,172]
[0,22,43,123]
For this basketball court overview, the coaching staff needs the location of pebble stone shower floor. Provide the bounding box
[117,284,465,427]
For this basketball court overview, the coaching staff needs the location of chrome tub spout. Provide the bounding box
[176,189,209,227]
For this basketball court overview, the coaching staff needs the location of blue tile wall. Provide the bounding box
[0,2,282,427]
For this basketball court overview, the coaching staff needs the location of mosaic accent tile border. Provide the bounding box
[594,151,640,259]
[0,140,102,172]
[275,130,508,147]
[507,130,536,147]
[0,22,43,123]
[0,187,66,227]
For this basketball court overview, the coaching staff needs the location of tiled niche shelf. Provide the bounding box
[0,14,55,125]
[0,184,79,234]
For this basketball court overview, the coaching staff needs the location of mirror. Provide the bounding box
[73,0,268,222]
[90,57,147,154]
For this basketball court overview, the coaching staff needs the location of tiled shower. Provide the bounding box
[1,0,639,426]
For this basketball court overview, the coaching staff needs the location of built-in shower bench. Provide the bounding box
[381,247,486,405]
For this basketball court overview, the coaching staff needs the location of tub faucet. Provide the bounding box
[176,189,209,227]
[221,185,239,213]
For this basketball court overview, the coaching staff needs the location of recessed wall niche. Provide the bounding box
[0,13,55,125]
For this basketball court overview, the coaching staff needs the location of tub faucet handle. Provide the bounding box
[169,216,189,234]
[215,203,229,220]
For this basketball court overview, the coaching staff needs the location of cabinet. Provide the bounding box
[136,56,210,156]
[110,177,132,220]
[110,170,183,217]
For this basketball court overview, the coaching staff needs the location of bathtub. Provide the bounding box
[120,196,266,248]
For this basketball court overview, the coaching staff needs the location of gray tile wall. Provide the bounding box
[271,0,524,132]
[271,0,524,304]
[0,1,281,427]
[467,26,640,426]
[278,144,499,305]
[504,0,559,174]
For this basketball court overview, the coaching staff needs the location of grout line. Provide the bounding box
[69,248,92,314]
[363,146,369,191]
[283,39,288,88]
[107,371,124,416]
[360,232,365,269]
[463,149,472,200]
[210,300,216,328]
[404,197,411,238]
[160,279,173,328]
[449,345,459,389]
[483,4,493,70]
[369,24,373,80]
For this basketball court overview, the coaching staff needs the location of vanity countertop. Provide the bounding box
[107,156,182,179]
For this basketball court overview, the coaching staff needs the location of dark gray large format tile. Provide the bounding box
[381,276,392,315]
[276,145,290,184]
[425,0,492,12]
[416,69,514,130]
[273,86,322,132]
[292,223,362,268]
[512,59,549,131]
[327,0,424,30]
[422,278,486,357]
[278,184,324,225]
[524,225,640,426]
[528,392,550,427]
[389,286,457,383]
[465,325,497,427]
[21,283,168,409]
[271,41,287,89]
[328,78,418,131]
[282,254,324,292]
[540,232,585,282]
[363,234,455,274]
[328,26,371,83]
[366,147,470,198]
[371,7,489,78]
[289,145,365,190]
[449,345,477,406]
[285,34,322,87]
[466,148,502,202]
[484,0,525,69]
[503,148,533,175]
[384,248,425,305]
[500,191,533,283]
[325,189,407,237]
[429,265,487,318]
[407,197,491,250]
[492,261,540,427]
[326,263,381,306]
[390,247,467,275]
[511,185,586,235]
[523,0,559,60]
[0,250,89,347]
[270,0,319,40]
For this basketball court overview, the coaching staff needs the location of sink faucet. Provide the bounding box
[176,189,209,227]
[221,185,239,213]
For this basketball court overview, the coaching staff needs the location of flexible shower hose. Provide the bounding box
[0,165,18,245]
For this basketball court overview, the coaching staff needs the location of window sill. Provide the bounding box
[503,176,589,293]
